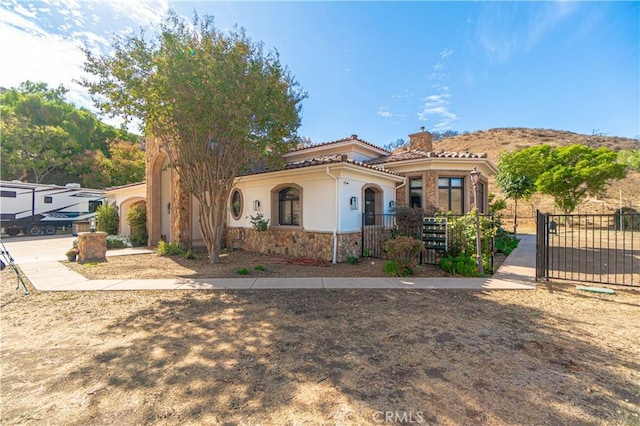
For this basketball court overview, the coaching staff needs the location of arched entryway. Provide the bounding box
[148,151,172,245]
[119,198,146,236]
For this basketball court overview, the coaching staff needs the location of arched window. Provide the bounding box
[230,189,243,220]
[278,186,300,226]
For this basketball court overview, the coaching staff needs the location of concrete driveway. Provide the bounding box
[1,234,75,264]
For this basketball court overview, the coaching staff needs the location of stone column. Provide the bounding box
[77,231,107,263]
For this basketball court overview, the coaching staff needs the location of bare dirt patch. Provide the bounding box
[64,248,453,280]
[2,268,639,425]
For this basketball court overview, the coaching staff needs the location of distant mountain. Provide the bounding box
[436,127,639,215]
[435,127,638,161]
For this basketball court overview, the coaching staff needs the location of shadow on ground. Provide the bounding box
[1,281,639,424]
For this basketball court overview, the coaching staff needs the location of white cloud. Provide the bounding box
[0,0,169,117]
[474,2,579,63]
[440,48,453,59]
[417,85,459,130]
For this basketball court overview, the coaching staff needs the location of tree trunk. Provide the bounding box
[513,198,518,238]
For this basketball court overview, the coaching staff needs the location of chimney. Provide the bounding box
[409,127,433,151]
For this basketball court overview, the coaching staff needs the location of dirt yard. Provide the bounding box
[64,248,452,280]
[2,264,639,425]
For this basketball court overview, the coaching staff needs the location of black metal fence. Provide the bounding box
[361,214,397,258]
[536,211,640,287]
[362,213,496,271]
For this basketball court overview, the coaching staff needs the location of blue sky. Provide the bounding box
[1,1,638,145]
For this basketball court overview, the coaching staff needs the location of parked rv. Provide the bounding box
[0,180,105,236]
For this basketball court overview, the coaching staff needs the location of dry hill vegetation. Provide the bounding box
[434,128,639,221]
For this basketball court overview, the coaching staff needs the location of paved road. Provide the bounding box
[1,234,538,292]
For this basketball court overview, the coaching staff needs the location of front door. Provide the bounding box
[364,188,375,226]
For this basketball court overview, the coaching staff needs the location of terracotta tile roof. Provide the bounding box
[365,149,488,165]
[287,134,391,154]
[105,181,146,191]
[240,153,401,177]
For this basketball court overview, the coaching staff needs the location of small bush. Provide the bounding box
[127,204,148,246]
[130,233,148,247]
[439,253,480,277]
[248,213,269,231]
[106,234,129,249]
[156,241,187,256]
[347,255,358,265]
[383,236,425,276]
[254,265,266,271]
[96,202,119,235]
[495,229,519,255]
[236,268,250,275]
[181,249,196,260]
[383,259,414,277]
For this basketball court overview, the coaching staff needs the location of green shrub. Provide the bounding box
[383,259,414,277]
[495,229,519,255]
[445,209,498,258]
[127,204,148,247]
[96,202,119,235]
[254,265,266,271]
[156,241,187,256]
[347,255,358,265]
[236,268,250,275]
[383,236,424,276]
[130,233,148,247]
[181,249,196,260]
[439,253,480,277]
[106,234,129,249]
[248,213,269,231]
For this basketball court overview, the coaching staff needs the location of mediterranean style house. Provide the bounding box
[144,128,497,262]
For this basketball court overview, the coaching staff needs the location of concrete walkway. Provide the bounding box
[3,235,537,292]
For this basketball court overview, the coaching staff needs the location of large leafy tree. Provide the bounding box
[80,12,306,262]
[74,139,145,188]
[495,146,549,237]
[536,145,626,214]
[0,81,139,185]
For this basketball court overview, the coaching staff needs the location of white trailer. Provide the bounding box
[0,180,105,236]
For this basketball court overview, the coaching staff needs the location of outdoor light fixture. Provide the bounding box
[253,200,261,211]
[350,196,358,210]
[389,200,396,209]
[89,216,96,233]
[469,166,483,275]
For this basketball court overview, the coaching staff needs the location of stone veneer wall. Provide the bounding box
[226,228,362,262]
[395,170,438,213]
[77,231,107,263]
[146,136,192,247]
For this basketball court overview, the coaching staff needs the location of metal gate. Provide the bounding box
[361,213,396,258]
[536,211,640,286]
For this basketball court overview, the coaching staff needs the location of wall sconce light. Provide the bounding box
[89,216,96,232]
[350,196,358,210]
[253,200,261,211]
[389,200,396,209]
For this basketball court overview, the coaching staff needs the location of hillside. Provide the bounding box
[434,127,639,217]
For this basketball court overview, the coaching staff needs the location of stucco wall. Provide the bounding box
[228,165,401,233]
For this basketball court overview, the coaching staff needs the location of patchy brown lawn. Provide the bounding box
[1,266,639,425]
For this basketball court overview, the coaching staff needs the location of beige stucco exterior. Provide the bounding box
[144,129,498,262]
[105,182,146,236]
